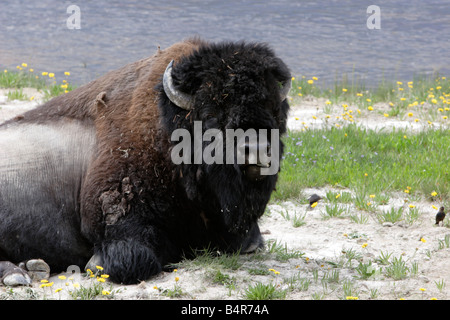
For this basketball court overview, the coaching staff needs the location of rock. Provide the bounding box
[382,222,394,227]
[2,273,32,286]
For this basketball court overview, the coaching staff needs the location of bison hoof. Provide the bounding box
[19,259,50,281]
[85,254,102,272]
[3,271,32,287]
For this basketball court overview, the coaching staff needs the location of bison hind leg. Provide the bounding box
[90,239,162,285]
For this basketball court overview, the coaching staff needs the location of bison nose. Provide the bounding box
[237,140,272,181]
[240,141,271,167]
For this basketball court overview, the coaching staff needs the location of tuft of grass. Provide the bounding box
[6,88,28,101]
[377,207,404,224]
[384,256,410,280]
[322,204,347,219]
[176,247,243,271]
[263,239,304,262]
[243,282,287,300]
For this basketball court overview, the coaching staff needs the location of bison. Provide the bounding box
[0,38,291,285]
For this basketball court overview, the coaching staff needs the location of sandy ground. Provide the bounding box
[0,91,449,301]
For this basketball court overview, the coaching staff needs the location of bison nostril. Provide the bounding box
[241,141,271,166]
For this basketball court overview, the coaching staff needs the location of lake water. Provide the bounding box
[1,0,449,87]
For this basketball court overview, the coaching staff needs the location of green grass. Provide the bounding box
[273,125,450,202]
[1,65,75,101]
[290,73,450,108]
[243,282,287,300]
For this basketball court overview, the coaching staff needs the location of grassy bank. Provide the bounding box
[273,125,450,205]
[1,63,74,101]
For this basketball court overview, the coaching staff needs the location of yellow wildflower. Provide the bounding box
[64,71,71,76]
[312,76,318,80]
[325,100,331,105]
[58,275,67,280]
[361,243,368,248]
[21,63,27,67]
[407,112,413,117]
[367,106,373,111]
[102,290,111,295]
[342,88,347,92]
[431,191,438,197]
[175,276,180,282]
[42,72,48,76]
[307,79,314,84]
[48,73,55,78]
[96,265,104,271]
[420,238,426,243]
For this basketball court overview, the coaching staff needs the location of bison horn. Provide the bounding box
[163,60,195,110]
[279,79,292,101]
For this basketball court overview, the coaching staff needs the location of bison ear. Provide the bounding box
[163,60,195,110]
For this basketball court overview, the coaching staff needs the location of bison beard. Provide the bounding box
[0,38,291,284]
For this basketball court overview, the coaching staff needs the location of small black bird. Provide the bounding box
[435,206,446,226]
[308,194,322,208]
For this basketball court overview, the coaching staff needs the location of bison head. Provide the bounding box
[158,41,291,253]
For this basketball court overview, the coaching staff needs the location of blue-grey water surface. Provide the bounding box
[1,0,449,87]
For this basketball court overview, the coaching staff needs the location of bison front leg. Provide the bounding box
[86,238,162,284]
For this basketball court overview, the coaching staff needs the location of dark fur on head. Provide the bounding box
[157,40,290,247]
